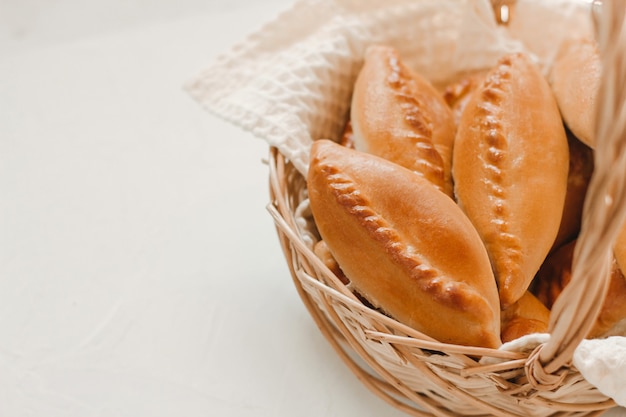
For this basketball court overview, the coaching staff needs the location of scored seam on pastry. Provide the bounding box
[323,164,483,312]
[385,54,446,189]
[475,59,523,283]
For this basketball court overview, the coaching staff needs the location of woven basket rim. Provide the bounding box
[265,0,626,415]
[268,146,617,416]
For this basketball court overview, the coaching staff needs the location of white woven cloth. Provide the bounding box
[187,0,523,174]
[187,0,591,174]
[490,334,626,409]
[574,337,626,408]
[187,0,623,409]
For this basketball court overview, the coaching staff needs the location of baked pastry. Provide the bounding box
[533,240,574,310]
[350,45,456,197]
[453,52,569,308]
[551,129,594,252]
[613,221,626,275]
[593,266,626,338]
[313,240,349,285]
[550,38,600,148]
[500,291,550,343]
[307,139,501,348]
[340,120,355,149]
[442,72,486,127]
[533,240,626,338]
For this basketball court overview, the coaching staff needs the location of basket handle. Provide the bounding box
[533,0,626,377]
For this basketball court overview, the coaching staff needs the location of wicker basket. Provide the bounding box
[266,1,626,416]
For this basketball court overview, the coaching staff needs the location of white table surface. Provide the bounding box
[0,1,410,416]
[1,1,624,416]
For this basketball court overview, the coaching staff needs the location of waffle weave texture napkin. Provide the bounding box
[187,0,623,408]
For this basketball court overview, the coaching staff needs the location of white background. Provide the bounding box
[1,1,624,416]
[0,0,408,416]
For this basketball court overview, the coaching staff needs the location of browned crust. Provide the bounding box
[501,291,550,343]
[442,71,487,127]
[533,240,626,338]
[351,45,455,197]
[453,53,569,308]
[550,38,600,148]
[551,130,594,252]
[324,163,484,311]
[339,119,355,149]
[308,139,501,348]
[470,58,525,291]
[313,240,350,285]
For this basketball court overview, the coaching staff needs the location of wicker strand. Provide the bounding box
[539,0,626,374]
[268,150,438,416]
[265,2,623,414]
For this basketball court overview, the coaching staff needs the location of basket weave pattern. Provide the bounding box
[267,1,626,416]
[269,149,612,417]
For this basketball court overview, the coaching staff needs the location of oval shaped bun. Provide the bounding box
[307,139,501,348]
[550,38,600,148]
[350,45,456,197]
[453,53,569,308]
[501,291,550,343]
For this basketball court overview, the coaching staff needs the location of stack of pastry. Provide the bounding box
[306,44,626,348]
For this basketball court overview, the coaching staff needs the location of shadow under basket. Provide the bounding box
[267,146,617,417]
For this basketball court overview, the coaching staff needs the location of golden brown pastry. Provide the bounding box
[551,129,594,252]
[613,222,626,275]
[550,38,600,148]
[593,266,626,338]
[453,52,569,308]
[442,72,486,127]
[501,291,550,343]
[340,119,355,149]
[533,240,575,310]
[313,240,350,285]
[350,45,456,197]
[307,139,501,348]
[533,240,626,338]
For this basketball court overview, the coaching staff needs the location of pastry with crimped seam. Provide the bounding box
[500,291,550,343]
[550,38,600,149]
[453,52,569,308]
[307,139,501,348]
[350,45,456,197]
